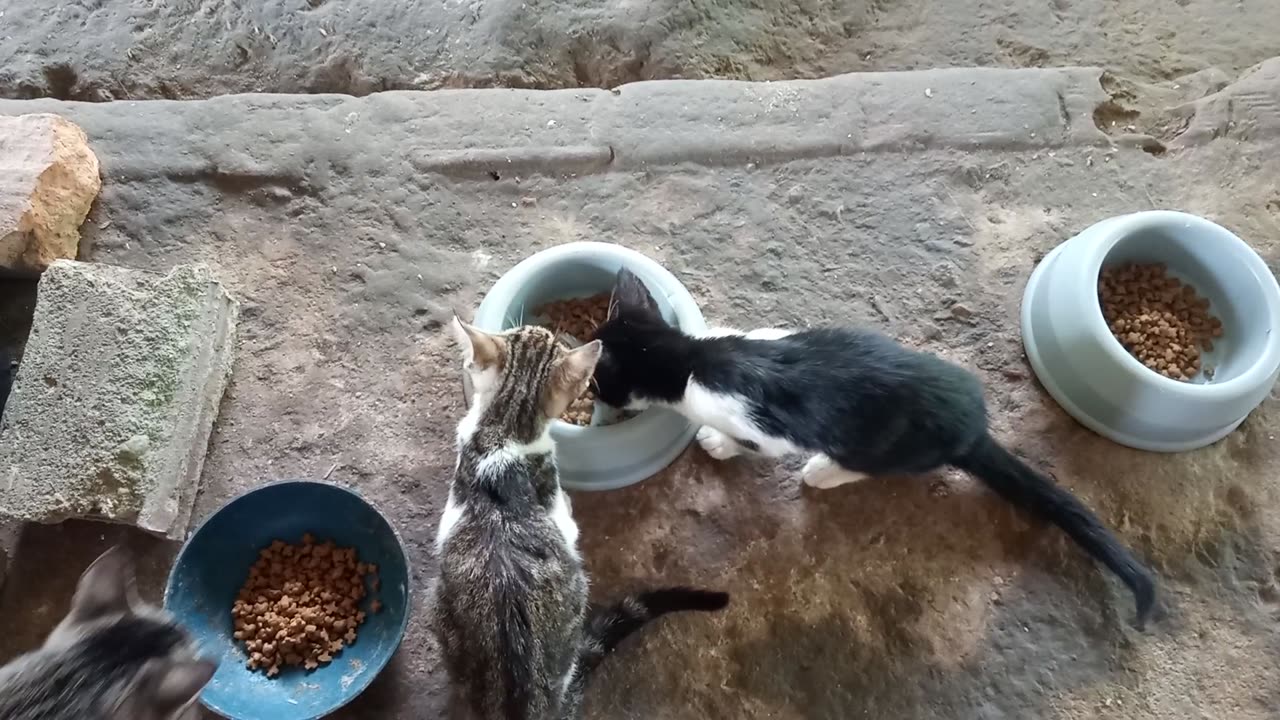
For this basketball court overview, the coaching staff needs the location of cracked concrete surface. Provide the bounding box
[0,61,1279,718]
[2,0,1279,99]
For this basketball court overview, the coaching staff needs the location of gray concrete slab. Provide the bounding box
[0,64,1277,718]
[0,261,238,539]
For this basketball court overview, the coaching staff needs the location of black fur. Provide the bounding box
[576,589,730,681]
[593,268,1157,628]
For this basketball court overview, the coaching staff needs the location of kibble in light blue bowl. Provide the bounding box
[1022,211,1280,451]
[470,242,708,490]
[164,480,410,720]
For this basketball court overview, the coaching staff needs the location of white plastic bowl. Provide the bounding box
[468,242,707,490]
[1021,211,1280,451]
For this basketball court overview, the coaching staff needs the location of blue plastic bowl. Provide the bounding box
[164,480,411,720]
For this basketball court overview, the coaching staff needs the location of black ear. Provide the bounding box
[608,268,660,321]
[66,546,133,626]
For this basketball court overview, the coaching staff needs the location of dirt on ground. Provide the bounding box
[0,63,1278,718]
[1,0,1278,99]
[1,3,1280,720]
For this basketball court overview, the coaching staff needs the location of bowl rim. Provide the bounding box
[1079,210,1280,398]
[163,478,413,720]
[1023,241,1246,452]
[472,241,706,442]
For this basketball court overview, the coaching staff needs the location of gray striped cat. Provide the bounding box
[0,547,216,720]
[433,319,729,720]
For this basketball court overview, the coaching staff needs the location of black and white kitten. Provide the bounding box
[0,547,216,720]
[433,319,729,720]
[591,269,1157,628]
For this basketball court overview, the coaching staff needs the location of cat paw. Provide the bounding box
[696,426,743,460]
[801,455,869,489]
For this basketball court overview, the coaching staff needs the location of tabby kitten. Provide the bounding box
[590,269,1156,628]
[433,319,729,720]
[0,547,216,720]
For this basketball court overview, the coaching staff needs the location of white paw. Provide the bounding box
[801,455,869,489]
[801,454,834,480]
[696,426,742,460]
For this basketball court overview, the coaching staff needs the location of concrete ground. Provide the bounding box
[1,59,1279,718]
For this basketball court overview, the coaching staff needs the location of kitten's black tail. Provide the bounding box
[952,433,1157,629]
[577,588,729,679]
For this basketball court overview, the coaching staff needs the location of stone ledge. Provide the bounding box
[0,66,1113,185]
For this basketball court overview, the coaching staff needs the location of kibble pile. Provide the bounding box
[232,534,382,677]
[538,293,612,426]
[1098,262,1223,381]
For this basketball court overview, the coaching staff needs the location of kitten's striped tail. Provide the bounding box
[577,588,729,678]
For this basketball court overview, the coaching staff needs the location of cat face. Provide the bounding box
[47,548,216,720]
[591,268,673,410]
[449,318,603,432]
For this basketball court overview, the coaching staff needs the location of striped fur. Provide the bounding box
[434,320,729,720]
[0,548,216,720]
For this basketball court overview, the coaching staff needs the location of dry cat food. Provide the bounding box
[1098,262,1223,381]
[232,534,382,677]
[537,293,612,426]
[561,389,598,426]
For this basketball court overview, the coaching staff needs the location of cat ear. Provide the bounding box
[608,268,660,321]
[140,659,217,715]
[449,315,504,371]
[544,340,603,418]
[66,546,133,626]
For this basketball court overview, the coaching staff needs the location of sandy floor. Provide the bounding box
[1,4,1280,719]
[0,62,1278,718]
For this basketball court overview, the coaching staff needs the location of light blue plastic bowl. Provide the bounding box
[470,242,707,490]
[164,480,410,720]
[1022,211,1280,451]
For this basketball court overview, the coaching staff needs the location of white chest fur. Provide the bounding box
[439,422,580,560]
[677,380,801,458]
[673,326,805,458]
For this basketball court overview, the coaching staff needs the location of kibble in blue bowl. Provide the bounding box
[164,480,410,720]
